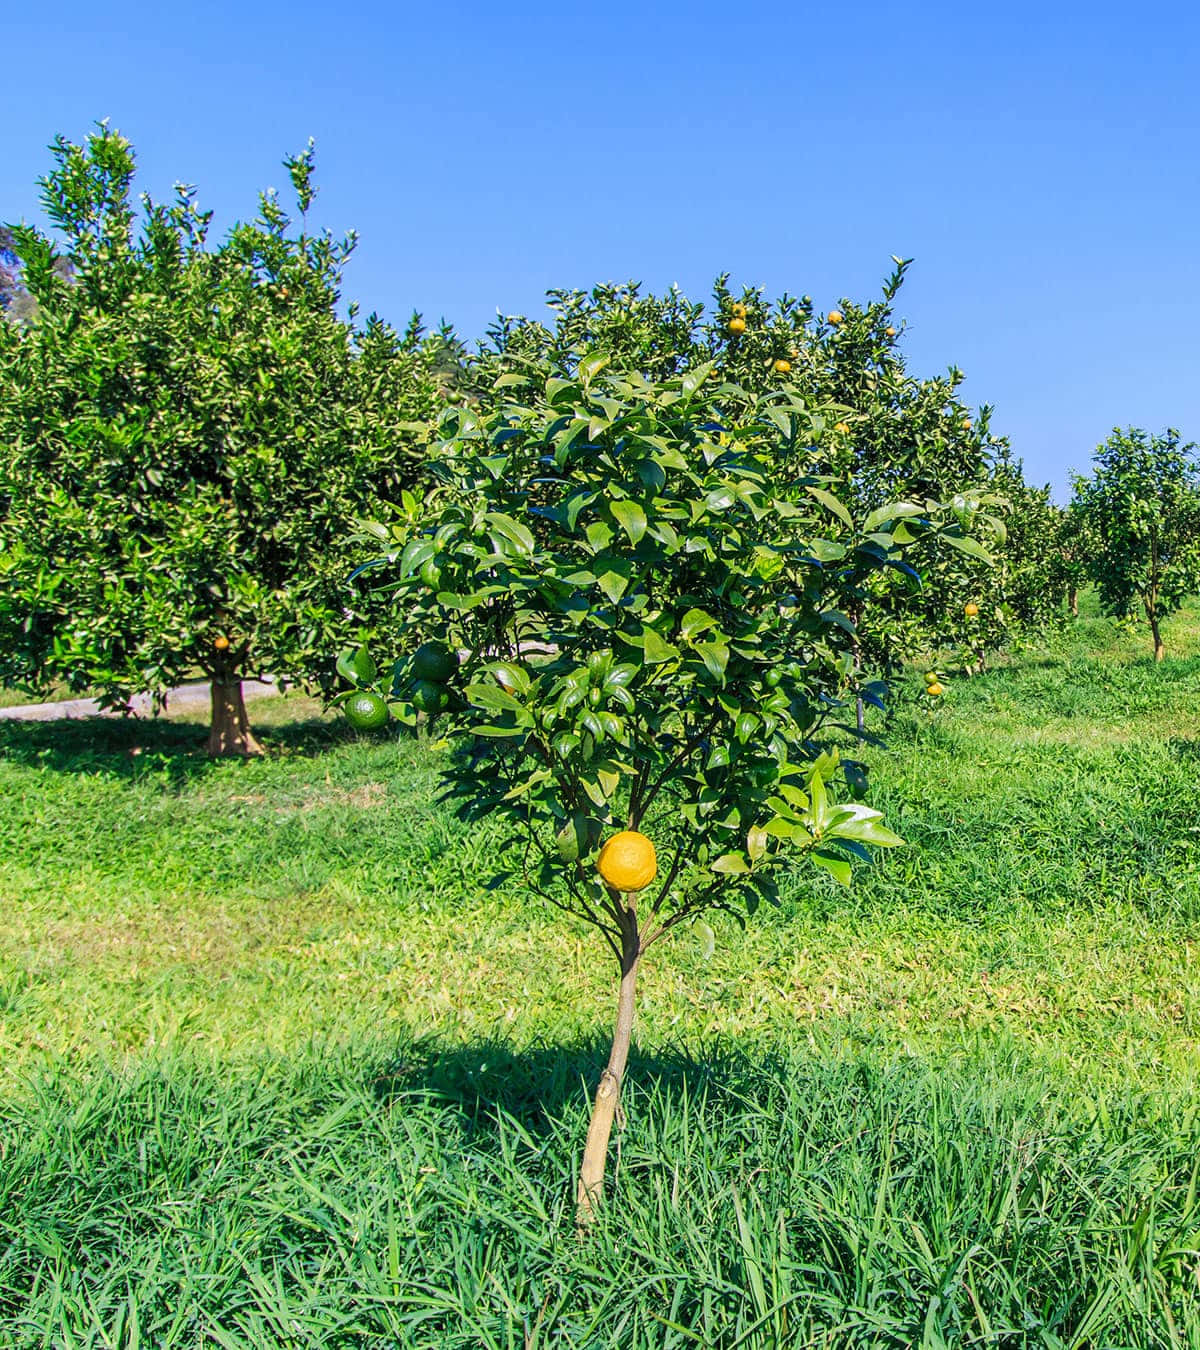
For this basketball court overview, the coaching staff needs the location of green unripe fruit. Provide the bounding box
[344,691,389,731]
[419,558,442,590]
[411,642,458,684]
[411,680,449,715]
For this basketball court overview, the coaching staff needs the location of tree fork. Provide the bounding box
[576,903,640,1228]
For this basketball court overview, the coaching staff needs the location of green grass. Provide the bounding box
[3,601,1200,1345]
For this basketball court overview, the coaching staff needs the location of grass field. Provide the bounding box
[4,600,1200,1346]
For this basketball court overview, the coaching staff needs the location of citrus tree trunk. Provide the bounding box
[1148,607,1165,662]
[576,911,640,1228]
[1068,585,1079,617]
[206,677,264,756]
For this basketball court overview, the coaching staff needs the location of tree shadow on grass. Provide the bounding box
[0,710,356,786]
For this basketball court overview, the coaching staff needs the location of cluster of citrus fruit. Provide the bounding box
[403,641,459,715]
[923,669,944,698]
[343,641,460,731]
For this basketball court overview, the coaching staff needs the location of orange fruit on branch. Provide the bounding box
[964,603,979,617]
[213,635,230,651]
[730,301,747,319]
[926,681,945,697]
[774,358,792,374]
[827,310,844,326]
[597,831,657,893]
[728,316,747,335]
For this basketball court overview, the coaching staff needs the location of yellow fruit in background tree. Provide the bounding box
[926,681,945,697]
[965,603,979,617]
[597,831,658,893]
[728,317,747,335]
[834,421,850,435]
[828,310,843,326]
[730,301,747,319]
[774,358,791,374]
[213,635,230,651]
[885,325,897,337]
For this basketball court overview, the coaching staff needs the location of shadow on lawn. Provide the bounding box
[362,1033,842,1135]
[0,711,352,785]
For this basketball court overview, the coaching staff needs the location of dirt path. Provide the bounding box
[0,679,281,723]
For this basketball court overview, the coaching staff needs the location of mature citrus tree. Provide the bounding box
[346,355,989,1221]
[1071,427,1200,660]
[0,124,455,752]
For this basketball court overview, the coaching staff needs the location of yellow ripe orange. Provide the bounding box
[964,603,979,617]
[834,421,850,435]
[827,310,844,326]
[710,367,723,379]
[774,358,792,374]
[926,681,944,697]
[730,301,748,319]
[885,325,897,337]
[960,418,972,431]
[597,831,657,893]
[728,316,747,335]
[214,635,230,651]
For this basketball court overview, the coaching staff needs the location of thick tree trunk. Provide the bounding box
[576,918,640,1228]
[206,677,264,757]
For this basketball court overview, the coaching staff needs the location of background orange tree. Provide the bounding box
[0,125,460,752]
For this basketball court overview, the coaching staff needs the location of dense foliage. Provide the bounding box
[0,125,458,751]
[479,264,1068,676]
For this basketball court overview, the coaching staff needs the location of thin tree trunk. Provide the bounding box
[576,914,640,1227]
[206,677,264,756]
[1147,601,1165,662]
[1068,586,1079,617]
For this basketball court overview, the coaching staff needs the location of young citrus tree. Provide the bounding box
[0,124,455,752]
[1070,427,1200,660]
[345,356,985,1222]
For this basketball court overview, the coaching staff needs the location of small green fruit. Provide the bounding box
[344,691,389,731]
[411,680,449,714]
[412,642,458,684]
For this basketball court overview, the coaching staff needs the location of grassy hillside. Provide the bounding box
[3,599,1200,1345]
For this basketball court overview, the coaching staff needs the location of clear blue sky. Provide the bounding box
[5,0,1199,501]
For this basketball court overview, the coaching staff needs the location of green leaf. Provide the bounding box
[806,486,853,529]
[641,625,680,665]
[810,847,852,886]
[578,351,611,385]
[942,532,994,563]
[681,608,718,641]
[484,512,536,557]
[711,852,750,875]
[337,644,376,686]
[611,499,648,546]
[863,501,926,533]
